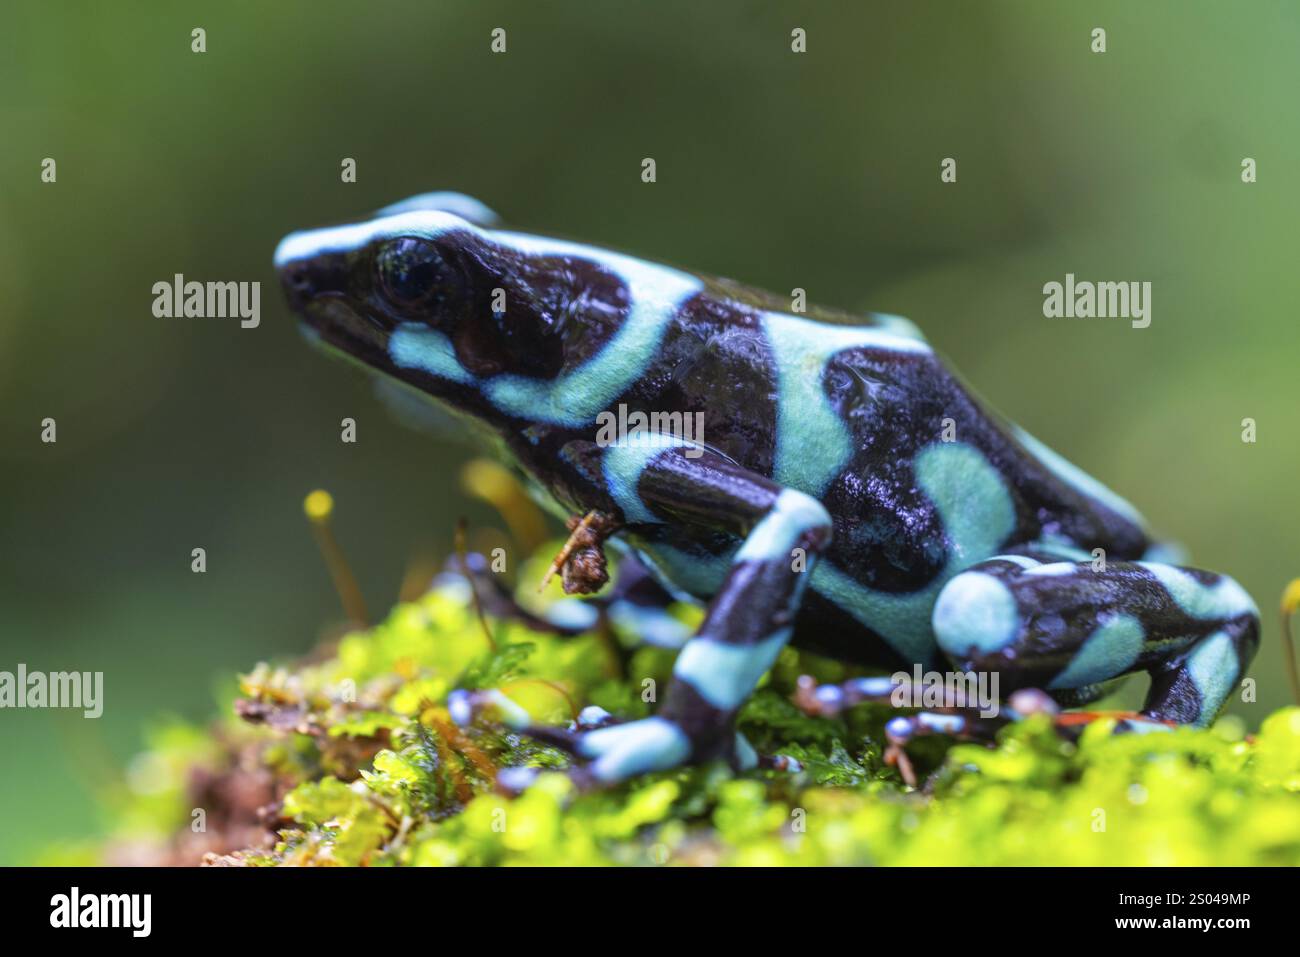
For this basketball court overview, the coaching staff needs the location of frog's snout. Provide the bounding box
[275,243,391,356]
[278,260,312,312]
[276,250,348,314]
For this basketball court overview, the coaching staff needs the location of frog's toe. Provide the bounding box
[496,766,542,795]
[575,705,616,730]
[459,686,755,791]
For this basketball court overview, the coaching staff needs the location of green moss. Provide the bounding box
[84,551,1300,866]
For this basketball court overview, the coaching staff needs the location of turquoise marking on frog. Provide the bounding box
[1185,631,1240,717]
[804,441,1016,664]
[674,630,791,711]
[735,490,832,563]
[1023,562,1077,577]
[1047,614,1144,689]
[763,312,931,497]
[603,434,699,523]
[1138,562,1259,620]
[390,324,474,383]
[932,572,1019,656]
[484,269,700,426]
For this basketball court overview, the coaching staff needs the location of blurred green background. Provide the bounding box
[1,1,1296,864]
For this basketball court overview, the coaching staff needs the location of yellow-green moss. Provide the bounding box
[78,558,1300,867]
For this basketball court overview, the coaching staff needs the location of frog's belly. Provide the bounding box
[625,532,945,669]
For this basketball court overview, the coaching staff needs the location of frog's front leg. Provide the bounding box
[932,551,1260,726]
[494,444,833,790]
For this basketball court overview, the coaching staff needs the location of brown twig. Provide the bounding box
[426,711,499,785]
[420,709,472,803]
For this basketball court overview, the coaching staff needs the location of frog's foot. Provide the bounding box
[449,688,755,794]
[881,702,1024,787]
[793,672,1008,718]
[498,717,692,794]
[793,674,901,717]
[491,716,762,795]
[790,674,1013,785]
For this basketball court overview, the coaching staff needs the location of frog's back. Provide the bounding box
[629,287,1150,559]
[621,290,1155,667]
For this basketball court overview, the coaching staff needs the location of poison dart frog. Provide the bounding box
[275,193,1259,790]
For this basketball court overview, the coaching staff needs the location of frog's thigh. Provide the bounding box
[584,445,833,779]
[931,551,1259,726]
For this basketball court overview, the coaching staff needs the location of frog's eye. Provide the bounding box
[375,238,462,309]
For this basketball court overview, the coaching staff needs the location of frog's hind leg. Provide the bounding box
[931,551,1260,727]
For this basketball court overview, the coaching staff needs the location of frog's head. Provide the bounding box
[277,196,529,378]
[277,193,701,433]
[277,195,601,409]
